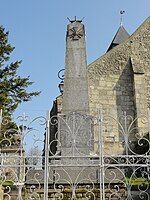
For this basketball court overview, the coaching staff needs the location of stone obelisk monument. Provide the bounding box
[62,17,89,114]
[56,18,95,184]
[59,17,93,157]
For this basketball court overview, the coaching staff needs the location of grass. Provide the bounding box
[125,177,149,185]
[0,180,14,186]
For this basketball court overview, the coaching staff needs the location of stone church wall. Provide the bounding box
[88,16,150,154]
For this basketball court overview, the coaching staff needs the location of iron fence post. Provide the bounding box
[44,112,50,200]
[147,109,150,173]
[99,111,105,200]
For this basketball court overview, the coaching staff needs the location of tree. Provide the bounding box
[0,25,40,116]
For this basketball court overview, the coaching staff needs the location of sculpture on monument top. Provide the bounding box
[67,16,85,40]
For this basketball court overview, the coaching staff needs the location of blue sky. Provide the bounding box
[0,0,149,150]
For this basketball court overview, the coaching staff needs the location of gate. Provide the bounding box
[0,111,150,199]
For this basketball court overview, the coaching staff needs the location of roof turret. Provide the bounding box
[107,25,130,52]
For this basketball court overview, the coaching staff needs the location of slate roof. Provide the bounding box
[107,25,130,52]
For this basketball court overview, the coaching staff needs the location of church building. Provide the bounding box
[51,16,150,155]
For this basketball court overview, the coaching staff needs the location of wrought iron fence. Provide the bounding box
[0,111,150,199]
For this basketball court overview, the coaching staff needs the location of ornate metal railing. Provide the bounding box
[0,111,150,199]
[0,113,46,200]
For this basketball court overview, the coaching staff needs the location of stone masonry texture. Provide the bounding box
[88,16,150,154]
